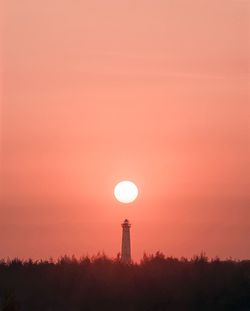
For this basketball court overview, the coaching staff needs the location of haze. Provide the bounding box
[1,0,250,260]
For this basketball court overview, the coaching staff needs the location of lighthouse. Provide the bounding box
[121,219,131,264]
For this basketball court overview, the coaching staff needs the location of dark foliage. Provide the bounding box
[0,253,250,311]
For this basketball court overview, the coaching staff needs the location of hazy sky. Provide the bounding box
[1,0,250,260]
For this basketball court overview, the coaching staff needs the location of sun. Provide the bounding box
[114,181,139,204]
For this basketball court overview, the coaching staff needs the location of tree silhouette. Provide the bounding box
[0,253,249,310]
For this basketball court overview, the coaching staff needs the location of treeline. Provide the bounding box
[0,252,250,310]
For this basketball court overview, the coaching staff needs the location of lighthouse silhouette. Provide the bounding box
[121,219,131,263]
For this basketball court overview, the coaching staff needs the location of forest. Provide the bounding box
[0,252,250,311]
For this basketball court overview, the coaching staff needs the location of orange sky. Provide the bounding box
[1,0,250,260]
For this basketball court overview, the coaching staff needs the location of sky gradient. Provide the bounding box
[1,0,250,260]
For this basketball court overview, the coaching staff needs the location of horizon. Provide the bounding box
[1,0,250,262]
[1,250,248,264]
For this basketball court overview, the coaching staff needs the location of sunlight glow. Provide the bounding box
[114,181,138,204]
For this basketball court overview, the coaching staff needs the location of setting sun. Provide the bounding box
[114,181,139,204]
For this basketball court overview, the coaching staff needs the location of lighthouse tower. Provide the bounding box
[121,219,131,264]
